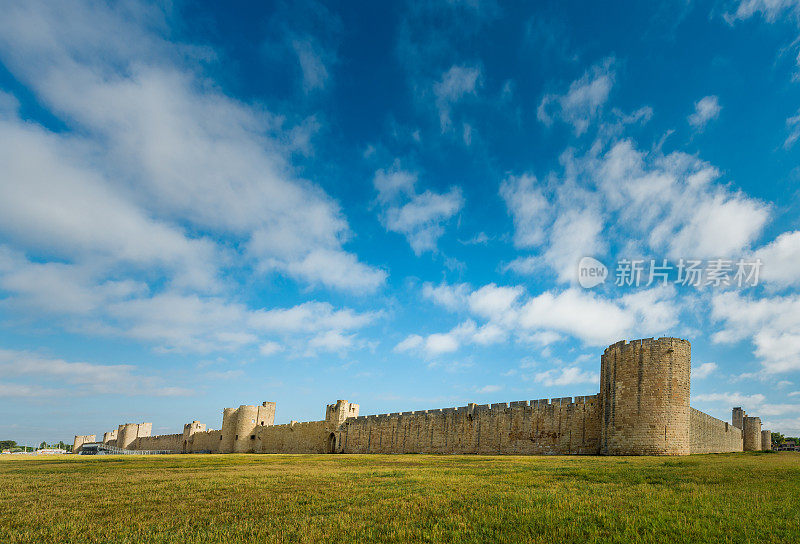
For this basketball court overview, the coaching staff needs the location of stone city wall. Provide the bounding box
[186,429,223,453]
[259,420,331,453]
[75,338,772,457]
[689,408,743,453]
[133,433,183,452]
[337,395,602,455]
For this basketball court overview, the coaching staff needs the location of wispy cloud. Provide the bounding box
[373,163,463,254]
[688,95,721,130]
[538,58,615,135]
[0,349,192,397]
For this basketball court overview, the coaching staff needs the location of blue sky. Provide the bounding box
[1,0,800,445]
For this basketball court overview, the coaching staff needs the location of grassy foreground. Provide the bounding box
[1,452,798,543]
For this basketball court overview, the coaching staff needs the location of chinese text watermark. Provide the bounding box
[578,258,761,289]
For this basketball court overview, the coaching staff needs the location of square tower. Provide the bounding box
[732,407,744,429]
[326,400,359,428]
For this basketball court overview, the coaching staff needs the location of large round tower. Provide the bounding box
[220,407,237,453]
[761,429,771,451]
[743,416,762,451]
[232,405,259,453]
[600,337,691,455]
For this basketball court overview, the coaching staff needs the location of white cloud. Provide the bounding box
[752,230,800,287]
[0,112,219,292]
[425,331,463,355]
[383,189,464,254]
[502,256,540,275]
[785,109,800,149]
[467,283,524,322]
[590,139,769,259]
[669,192,769,258]
[519,330,563,346]
[725,0,800,23]
[433,64,481,131]
[619,285,681,335]
[538,58,615,135]
[499,174,550,248]
[397,320,485,358]
[762,416,800,436]
[499,173,605,284]
[395,334,424,353]
[292,36,329,92]
[752,403,800,416]
[542,207,605,283]
[374,164,464,254]
[259,342,284,356]
[249,302,379,334]
[472,322,508,345]
[712,291,800,373]
[519,289,632,346]
[0,382,59,397]
[477,384,502,394]
[692,362,718,379]
[0,250,379,353]
[519,286,678,347]
[501,139,768,284]
[688,95,721,130]
[279,249,387,293]
[693,391,767,405]
[203,369,245,381]
[534,366,599,387]
[422,282,470,311]
[691,389,800,433]
[0,348,191,397]
[308,330,354,353]
[0,0,391,367]
[373,164,417,203]
[0,0,384,294]
[405,281,680,358]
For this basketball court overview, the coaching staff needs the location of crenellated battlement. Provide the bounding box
[344,394,602,427]
[603,337,691,355]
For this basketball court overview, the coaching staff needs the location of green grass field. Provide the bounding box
[1,452,798,543]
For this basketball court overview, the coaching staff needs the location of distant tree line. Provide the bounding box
[771,432,799,446]
[1,440,73,452]
[38,441,72,451]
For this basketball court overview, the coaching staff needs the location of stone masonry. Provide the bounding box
[75,338,769,456]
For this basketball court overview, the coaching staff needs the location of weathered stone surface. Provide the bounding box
[761,430,771,451]
[690,409,742,453]
[600,338,691,455]
[743,416,762,451]
[72,434,95,454]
